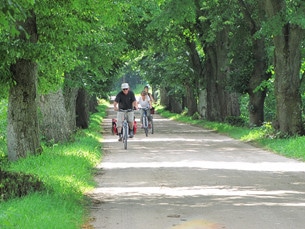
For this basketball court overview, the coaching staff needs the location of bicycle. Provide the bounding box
[119,109,133,149]
[140,107,154,136]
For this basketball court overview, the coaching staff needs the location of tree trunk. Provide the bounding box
[7,12,41,161]
[168,95,182,113]
[265,0,305,135]
[239,0,270,126]
[185,40,203,116]
[248,38,270,126]
[197,89,207,118]
[39,89,74,143]
[160,86,170,108]
[248,90,266,126]
[205,29,240,121]
[185,85,197,116]
[89,95,98,113]
[273,25,304,135]
[76,88,89,129]
[7,60,41,160]
[63,82,78,134]
[205,45,221,121]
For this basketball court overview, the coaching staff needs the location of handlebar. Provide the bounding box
[119,109,134,112]
[139,107,150,110]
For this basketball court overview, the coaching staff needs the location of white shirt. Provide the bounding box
[138,95,150,108]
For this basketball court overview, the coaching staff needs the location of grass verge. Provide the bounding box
[155,105,305,161]
[0,102,108,229]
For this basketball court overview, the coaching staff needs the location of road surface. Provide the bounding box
[87,107,305,229]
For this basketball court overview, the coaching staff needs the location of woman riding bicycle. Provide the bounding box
[137,90,152,128]
[113,83,138,141]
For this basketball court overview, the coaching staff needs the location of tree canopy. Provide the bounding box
[2,0,305,160]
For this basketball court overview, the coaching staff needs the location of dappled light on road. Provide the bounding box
[171,219,222,229]
[88,108,305,229]
[91,185,303,200]
[103,137,235,143]
[99,160,305,172]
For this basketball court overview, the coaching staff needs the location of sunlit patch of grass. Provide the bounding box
[0,192,84,229]
[257,136,305,160]
[241,129,265,141]
[0,102,108,228]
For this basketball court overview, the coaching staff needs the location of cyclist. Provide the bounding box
[113,83,138,141]
[137,90,152,128]
[144,85,155,104]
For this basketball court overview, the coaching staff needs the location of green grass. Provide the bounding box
[155,105,305,161]
[0,192,83,229]
[0,102,108,229]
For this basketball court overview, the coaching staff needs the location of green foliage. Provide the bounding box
[191,112,201,120]
[181,107,188,116]
[0,0,127,97]
[227,21,254,93]
[241,122,274,141]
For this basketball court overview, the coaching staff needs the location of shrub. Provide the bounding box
[225,116,246,127]
[192,112,201,120]
[0,170,46,201]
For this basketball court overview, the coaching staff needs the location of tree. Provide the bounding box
[264,0,305,135]
[194,0,240,121]
[143,0,202,115]
[1,0,124,160]
[228,0,271,126]
[7,10,42,160]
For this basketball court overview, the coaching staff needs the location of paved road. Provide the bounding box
[88,107,305,229]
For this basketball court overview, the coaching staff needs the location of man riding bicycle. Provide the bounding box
[113,83,138,141]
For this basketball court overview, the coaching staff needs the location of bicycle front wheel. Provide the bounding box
[143,116,148,137]
[151,117,154,134]
[123,125,128,149]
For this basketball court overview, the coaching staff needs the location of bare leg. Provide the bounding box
[128,122,134,130]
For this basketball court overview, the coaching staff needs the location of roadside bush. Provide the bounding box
[181,107,188,116]
[192,112,201,120]
[225,116,246,127]
[0,170,45,201]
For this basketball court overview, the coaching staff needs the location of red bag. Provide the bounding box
[112,118,118,135]
[150,107,155,114]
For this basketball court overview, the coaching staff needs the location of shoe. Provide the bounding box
[129,130,134,138]
[118,134,122,141]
